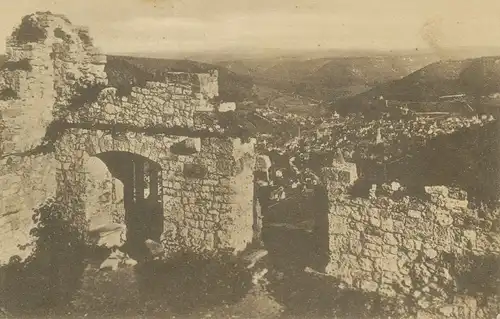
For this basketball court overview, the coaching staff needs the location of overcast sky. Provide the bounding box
[1,0,500,55]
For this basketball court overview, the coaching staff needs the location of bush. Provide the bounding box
[133,250,253,314]
[12,15,47,44]
[77,29,92,46]
[69,81,107,108]
[0,197,89,312]
[2,59,32,72]
[451,253,500,298]
[0,88,19,100]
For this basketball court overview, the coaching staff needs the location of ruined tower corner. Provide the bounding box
[198,69,220,100]
[0,12,109,155]
[320,161,358,196]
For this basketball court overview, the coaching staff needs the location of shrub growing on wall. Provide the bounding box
[0,88,19,100]
[12,15,48,44]
[1,197,89,311]
[77,29,92,46]
[1,59,33,72]
[69,81,107,109]
[450,252,500,298]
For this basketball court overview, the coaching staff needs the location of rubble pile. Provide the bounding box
[88,222,138,271]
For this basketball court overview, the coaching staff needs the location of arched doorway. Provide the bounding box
[95,151,164,260]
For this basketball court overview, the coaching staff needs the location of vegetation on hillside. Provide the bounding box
[218,55,437,101]
[343,56,500,106]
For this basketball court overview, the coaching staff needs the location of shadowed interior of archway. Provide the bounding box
[95,151,164,260]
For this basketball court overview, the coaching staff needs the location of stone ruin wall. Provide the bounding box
[0,12,254,265]
[2,11,500,319]
[0,12,103,263]
[0,154,56,263]
[66,70,223,129]
[319,162,500,319]
[0,12,107,155]
[55,130,255,256]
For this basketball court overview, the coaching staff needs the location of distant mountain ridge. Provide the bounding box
[345,55,500,103]
[216,54,438,101]
[121,45,500,64]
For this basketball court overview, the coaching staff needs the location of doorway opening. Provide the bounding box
[95,151,163,260]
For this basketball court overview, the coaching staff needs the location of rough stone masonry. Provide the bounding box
[0,12,257,264]
[319,160,500,319]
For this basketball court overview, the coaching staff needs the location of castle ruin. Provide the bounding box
[0,12,257,263]
[2,11,500,319]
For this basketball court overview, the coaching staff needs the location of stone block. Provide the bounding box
[463,230,477,247]
[425,185,449,197]
[369,216,381,227]
[360,280,379,292]
[435,209,453,227]
[381,218,394,231]
[198,70,219,99]
[205,233,215,249]
[359,257,374,272]
[170,138,201,155]
[378,284,397,297]
[219,102,236,112]
[438,306,454,317]
[408,210,422,219]
[448,187,468,201]
[88,223,126,248]
[195,99,214,112]
[444,198,468,210]
[328,215,348,234]
[384,233,398,246]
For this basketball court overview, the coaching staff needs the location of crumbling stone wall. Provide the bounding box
[55,129,255,255]
[66,71,220,129]
[0,12,106,154]
[0,12,257,265]
[319,162,500,318]
[0,12,108,263]
[0,154,57,262]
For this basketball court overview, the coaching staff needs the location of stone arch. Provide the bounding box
[54,129,172,255]
[55,129,258,256]
[83,130,169,165]
[85,150,165,259]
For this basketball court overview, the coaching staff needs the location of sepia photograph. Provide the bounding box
[0,0,500,318]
